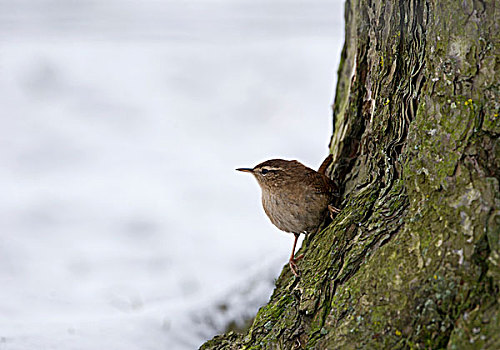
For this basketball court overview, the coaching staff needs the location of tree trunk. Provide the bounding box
[201,0,499,348]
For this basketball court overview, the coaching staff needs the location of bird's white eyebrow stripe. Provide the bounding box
[260,166,281,172]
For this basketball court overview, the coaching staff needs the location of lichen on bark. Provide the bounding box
[201,0,500,349]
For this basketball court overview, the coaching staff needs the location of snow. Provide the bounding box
[0,1,344,349]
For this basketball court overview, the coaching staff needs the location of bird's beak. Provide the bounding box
[236,168,253,173]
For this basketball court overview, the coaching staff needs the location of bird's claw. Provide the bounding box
[289,257,303,277]
[328,204,341,219]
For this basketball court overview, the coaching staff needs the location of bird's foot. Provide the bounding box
[294,253,304,261]
[328,204,341,219]
[289,259,300,277]
[328,204,340,213]
[289,254,304,277]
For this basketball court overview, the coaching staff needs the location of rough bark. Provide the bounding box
[201,0,499,349]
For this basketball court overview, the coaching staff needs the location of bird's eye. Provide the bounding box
[261,168,269,175]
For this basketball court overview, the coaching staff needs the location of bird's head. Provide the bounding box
[236,159,299,190]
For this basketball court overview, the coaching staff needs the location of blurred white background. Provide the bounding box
[0,0,344,349]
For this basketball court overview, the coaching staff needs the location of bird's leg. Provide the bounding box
[289,233,302,277]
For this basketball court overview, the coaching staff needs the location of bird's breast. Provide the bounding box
[261,188,328,234]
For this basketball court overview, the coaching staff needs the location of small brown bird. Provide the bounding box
[237,156,339,276]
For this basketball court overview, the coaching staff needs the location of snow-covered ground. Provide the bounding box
[0,1,344,349]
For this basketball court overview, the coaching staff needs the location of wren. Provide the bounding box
[236,156,339,276]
